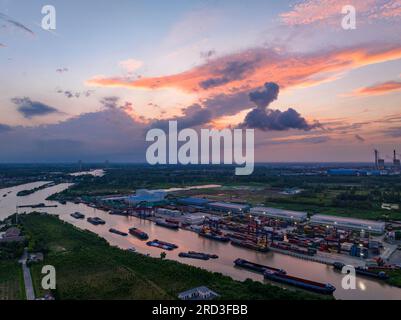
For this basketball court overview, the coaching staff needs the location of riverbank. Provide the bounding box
[20,212,326,300]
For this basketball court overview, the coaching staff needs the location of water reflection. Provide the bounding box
[1,182,401,300]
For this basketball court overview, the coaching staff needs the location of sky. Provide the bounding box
[0,0,401,163]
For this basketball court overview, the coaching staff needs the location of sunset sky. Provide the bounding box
[0,0,401,162]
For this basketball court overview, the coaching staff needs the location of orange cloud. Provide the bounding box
[280,0,401,26]
[350,80,401,96]
[87,44,401,96]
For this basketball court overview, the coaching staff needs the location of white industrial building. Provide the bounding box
[182,213,208,225]
[310,214,386,234]
[250,207,308,222]
[156,208,182,217]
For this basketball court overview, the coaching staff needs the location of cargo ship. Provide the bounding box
[146,239,178,251]
[234,258,286,274]
[109,228,128,236]
[333,262,389,279]
[129,227,149,240]
[230,238,269,252]
[155,219,179,229]
[199,232,230,242]
[87,217,106,225]
[179,252,210,260]
[70,212,85,219]
[263,270,336,295]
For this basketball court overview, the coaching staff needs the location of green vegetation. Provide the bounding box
[20,213,327,300]
[0,260,25,300]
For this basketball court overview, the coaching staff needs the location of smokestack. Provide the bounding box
[374,149,378,168]
[394,150,397,161]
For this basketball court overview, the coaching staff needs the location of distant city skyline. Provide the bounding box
[1,0,401,162]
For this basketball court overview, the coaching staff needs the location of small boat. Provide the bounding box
[109,228,128,236]
[87,217,106,225]
[333,262,389,279]
[155,219,179,229]
[129,227,149,240]
[70,212,85,219]
[234,258,285,274]
[199,232,230,242]
[264,270,336,295]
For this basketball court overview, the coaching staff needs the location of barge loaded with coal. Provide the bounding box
[129,227,149,240]
[147,239,178,251]
[179,251,219,260]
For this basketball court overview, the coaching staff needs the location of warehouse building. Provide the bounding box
[310,214,386,234]
[177,197,210,207]
[207,202,250,214]
[250,207,308,222]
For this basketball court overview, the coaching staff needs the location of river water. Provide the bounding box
[1,181,401,300]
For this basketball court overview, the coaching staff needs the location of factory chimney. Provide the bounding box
[394,150,401,168]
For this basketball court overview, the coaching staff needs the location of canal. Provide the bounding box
[1,181,401,300]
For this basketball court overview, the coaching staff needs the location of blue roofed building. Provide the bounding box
[177,197,210,207]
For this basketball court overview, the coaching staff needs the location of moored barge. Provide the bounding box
[109,228,128,236]
[87,217,106,225]
[199,232,230,242]
[333,262,389,279]
[70,212,85,219]
[234,258,286,274]
[264,270,336,295]
[129,227,149,240]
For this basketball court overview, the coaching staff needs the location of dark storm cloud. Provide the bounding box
[150,104,213,131]
[242,107,319,131]
[199,60,256,89]
[240,82,319,131]
[11,97,60,118]
[0,12,34,35]
[249,82,279,108]
[0,107,148,162]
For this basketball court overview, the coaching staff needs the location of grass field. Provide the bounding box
[0,260,25,300]
[20,213,327,300]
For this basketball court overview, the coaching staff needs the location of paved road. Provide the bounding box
[19,249,35,300]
